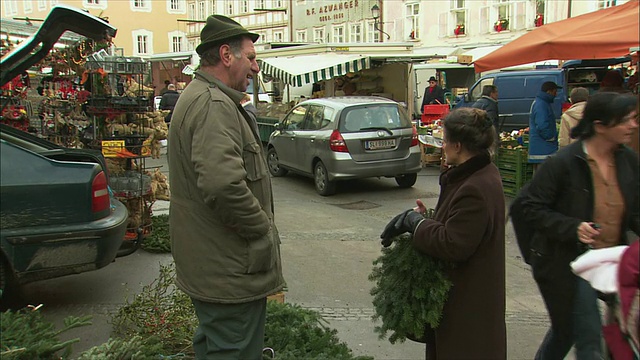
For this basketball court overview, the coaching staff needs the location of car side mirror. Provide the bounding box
[274,122,284,131]
[464,93,471,102]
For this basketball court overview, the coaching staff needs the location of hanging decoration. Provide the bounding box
[454,24,465,37]
[535,13,544,27]
[494,18,509,32]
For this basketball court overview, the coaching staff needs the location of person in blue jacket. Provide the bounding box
[529,81,561,167]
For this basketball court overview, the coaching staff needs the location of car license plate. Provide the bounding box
[365,139,396,150]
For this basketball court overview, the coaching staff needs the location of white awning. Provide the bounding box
[259,53,371,87]
[457,45,503,61]
[182,64,196,75]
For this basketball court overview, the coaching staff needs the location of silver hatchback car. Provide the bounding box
[267,97,421,196]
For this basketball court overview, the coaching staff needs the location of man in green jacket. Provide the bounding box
[168,15,285,359]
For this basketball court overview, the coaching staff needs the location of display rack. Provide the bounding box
[85,54,156,254]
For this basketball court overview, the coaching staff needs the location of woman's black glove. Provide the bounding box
[380,210,425,247]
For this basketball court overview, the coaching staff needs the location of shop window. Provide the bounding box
[84,0,106,9]
[405,3,420,39]
[226,0,233,15]
[168,0,185,13]
[350,23,362,43]
[314,28,325,43]
[598,0,616,9]
[296,30,307,42]
[5,0,18,16]
[132,30,153,55]
[24,0,33,13]
[131,0,151,12]
[332,25,345,43]
[188,2,195,18]
[198,1,207,20]
[366,21,380,43]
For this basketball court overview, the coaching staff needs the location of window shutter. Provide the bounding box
[438,12,448,37]
[513,1,527,30]
[479,6,489,34]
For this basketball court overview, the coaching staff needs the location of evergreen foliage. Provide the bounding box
[263,301,373,360]
[369,232,452,344]
[141,214,171,253]
[76,336,173,360]
[0,308,92,359]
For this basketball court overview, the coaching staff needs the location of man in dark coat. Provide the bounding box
[159,84,180,124]
[421,76,446,111]
[472,85,499,131]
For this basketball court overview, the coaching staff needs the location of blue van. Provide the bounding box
[455,58,630,131]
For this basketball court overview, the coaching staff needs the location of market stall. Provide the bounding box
[474,0,639,73]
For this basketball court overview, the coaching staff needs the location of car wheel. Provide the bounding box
[314,161,336,196]
[267,147,288,177]
[395,173,418,188]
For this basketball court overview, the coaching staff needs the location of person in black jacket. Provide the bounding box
[421,76,446,112]
[472,85,499,131]
[160,83,180,124]
[517,92,639,360]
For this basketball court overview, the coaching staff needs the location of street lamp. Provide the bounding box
[370,4,390,40]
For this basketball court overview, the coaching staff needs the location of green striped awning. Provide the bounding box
[259,53,370,87]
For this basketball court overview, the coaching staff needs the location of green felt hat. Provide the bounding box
[195,15,259,55]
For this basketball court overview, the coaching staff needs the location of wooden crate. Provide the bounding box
[420,143,442,166]
[267,291,285,304]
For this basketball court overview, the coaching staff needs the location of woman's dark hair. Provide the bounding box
[443,108,496,154]
[570,92,638,140]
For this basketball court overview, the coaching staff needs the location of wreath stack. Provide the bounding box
[369,212,452,344]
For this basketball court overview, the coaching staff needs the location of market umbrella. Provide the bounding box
[474,0,639,73]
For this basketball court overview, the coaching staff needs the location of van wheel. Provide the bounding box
[395,173,417,188]
[314,161,336,196]
[267,147,288,177]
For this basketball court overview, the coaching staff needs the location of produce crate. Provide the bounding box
[420,143,442,167]
[256,116,279,143]
[497,147,534,197]
[421,104,450,125]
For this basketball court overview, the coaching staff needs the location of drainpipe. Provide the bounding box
[567,0,572,18]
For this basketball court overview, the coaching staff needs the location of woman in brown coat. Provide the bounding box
[381,108,506,359]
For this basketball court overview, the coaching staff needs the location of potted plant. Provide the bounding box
[494,17,509,32]
[454,24,465,36]
[535,13,544,27]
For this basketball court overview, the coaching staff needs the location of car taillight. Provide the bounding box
[92,171,110,213]
[411,125,419,147]
[329,130,349,152]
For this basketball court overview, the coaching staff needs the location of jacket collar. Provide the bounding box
[481,95,497,103]
[536,91,555,103]
[194,69,245,105]
[440,151,492,185]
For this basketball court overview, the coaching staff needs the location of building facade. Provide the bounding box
[2,0,188,57]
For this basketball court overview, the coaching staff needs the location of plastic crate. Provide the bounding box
[497,147,534,197]
[421,104,450,125]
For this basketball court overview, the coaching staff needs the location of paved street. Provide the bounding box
[19,149,553,359]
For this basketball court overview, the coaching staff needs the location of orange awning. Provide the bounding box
[474,0,639,73]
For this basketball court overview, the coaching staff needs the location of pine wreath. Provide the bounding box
[369,218,452,344]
